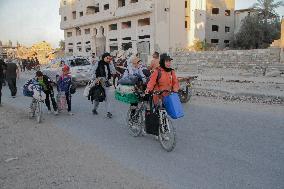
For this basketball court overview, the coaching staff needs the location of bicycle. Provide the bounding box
[127,89,177,152]
[29,87,45,123]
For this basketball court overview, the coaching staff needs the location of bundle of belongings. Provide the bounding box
[23,79,46,101]
[85,80,106,103]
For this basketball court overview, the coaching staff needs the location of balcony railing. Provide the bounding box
[60,0,153,30]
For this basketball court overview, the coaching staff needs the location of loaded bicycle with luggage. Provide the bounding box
[23,79,46,123]
[116,80,183,152]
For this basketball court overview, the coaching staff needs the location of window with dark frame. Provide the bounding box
[212,8,219,14]
[211,39,219,44]
[212,25,219,32]
[225,26,230,33]
[118,0,126,7]
[104,4,109,10]
[225,10,231,16]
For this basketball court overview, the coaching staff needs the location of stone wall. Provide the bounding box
[172,48,282,73]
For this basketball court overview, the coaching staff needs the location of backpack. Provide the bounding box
[155,68,173,85]
[69,83,76,94]
[88,84,106,102]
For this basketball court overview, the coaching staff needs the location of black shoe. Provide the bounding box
[92,109,98,115]
[107,112,112,118]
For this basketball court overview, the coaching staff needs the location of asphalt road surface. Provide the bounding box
[1,75,284,189]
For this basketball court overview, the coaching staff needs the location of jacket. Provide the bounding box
[147,67,179,92]
[92,60,116,80]
[39,75,54,92]
[57,74,72,93]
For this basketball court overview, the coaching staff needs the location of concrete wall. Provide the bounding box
[172,48,282,72]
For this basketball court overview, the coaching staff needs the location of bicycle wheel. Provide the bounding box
[159,115,176,152]
[35,101,42,123]
[127,108,143,137]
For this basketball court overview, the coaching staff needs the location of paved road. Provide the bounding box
[2,75,284,189]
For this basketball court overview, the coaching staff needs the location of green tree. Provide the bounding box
[59,40,65,50]
[253,0,284,23]
[234,15,264,49]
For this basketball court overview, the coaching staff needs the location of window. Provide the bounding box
[63,1,66,5]
[138,18,150,26]
[109,24,118,31]
[72,11,76,19]
[80,11,83,17]
[212,25,219,32]
[104,4,109,10]
[95,4,100,13]
[225,10,231,16]
[185,1,188,8]
[211,39,219,44]
[93,28,98,35]
[122,42,132,50]
[68,48,73,53]
[110,46,118,52]
[109,38,118,41]
[76,28,81,36]
[212,8,219,14]
[138,35,150,39]
[130,0,138,3]
[225,26,230,33]
[86,6,96,15]
[64,16,67,21]
[224,40,230,47]
[185,21,188,29]
[85,41,90,44]
[68,43,73,45]
[85,28,90,34]
[121,21,131,29]
[86,47,91,52]
[118,0,126,7]
[122,37,131,40]
[67,32,72,37]
[78,47,82,52]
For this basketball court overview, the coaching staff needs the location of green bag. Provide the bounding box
[115,91,138,104]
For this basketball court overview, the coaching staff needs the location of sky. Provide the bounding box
[0,0,283,48]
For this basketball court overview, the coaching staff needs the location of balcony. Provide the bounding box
[137,25,151,36]
[115,0,153,18]
[60,0,153,30]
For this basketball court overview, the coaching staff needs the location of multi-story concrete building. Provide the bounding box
[60,0,235,59]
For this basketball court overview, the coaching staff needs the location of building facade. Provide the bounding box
[60,0,235,58]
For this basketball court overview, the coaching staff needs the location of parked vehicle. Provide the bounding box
[42,57,92,85]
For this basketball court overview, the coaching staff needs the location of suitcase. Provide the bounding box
[145,110,160,136]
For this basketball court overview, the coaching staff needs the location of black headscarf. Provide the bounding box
[159,53,173,72]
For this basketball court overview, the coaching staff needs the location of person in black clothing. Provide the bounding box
[6,60,19,98]
[91,52,116,118]
[0,59,7,106]
[35,71,58,115]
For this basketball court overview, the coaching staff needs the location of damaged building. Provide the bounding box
[60,0,235,59]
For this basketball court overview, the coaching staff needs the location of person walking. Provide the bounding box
[0,59,7,106]
[148,51,160,72]
[6,60,19,98]
[57,65,73,115]
[91,52,116,118]
[35,71,58,115]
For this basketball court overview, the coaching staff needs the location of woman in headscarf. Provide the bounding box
[145,53,180,104]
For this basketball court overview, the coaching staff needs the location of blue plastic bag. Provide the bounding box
[163,93,184,119]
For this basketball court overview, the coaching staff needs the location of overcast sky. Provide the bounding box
[0,0,283,48]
